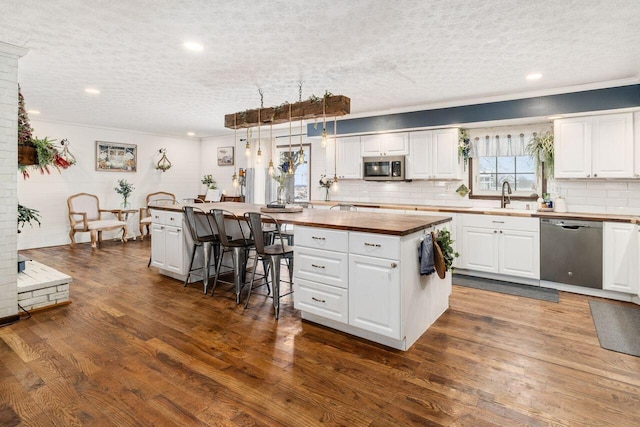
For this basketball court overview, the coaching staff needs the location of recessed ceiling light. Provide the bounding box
[183,41,203,52]
[85,88,100,94]
[526,73,542,80]
[187,132,195,136]
[27,110,40,115]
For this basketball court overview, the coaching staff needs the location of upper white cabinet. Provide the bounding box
[361,133,409,157]
[326,136,362,179]
[406,128,460,180]
[554,113,634,178]
[603,222,638,294]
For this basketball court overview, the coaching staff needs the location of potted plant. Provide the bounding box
[526,131,554,179]
[435,228,459,272]
[17,203,41,233]
[115,179,135,208]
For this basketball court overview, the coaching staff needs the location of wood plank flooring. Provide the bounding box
[2,239,640,426]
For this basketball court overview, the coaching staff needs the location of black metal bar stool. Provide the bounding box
[182,206,221,294]
[208,209,255,304]
[244,211,294,319]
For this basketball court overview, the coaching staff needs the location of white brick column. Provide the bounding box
[0,41,28,324]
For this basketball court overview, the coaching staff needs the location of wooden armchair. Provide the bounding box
[67,193,128,248]
[139,191,176,240]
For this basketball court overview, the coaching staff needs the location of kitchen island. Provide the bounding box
[150,202,453,350]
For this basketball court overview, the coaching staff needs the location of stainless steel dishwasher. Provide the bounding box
[540,218,603,289]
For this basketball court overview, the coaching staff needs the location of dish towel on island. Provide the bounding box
[418,233,435,276]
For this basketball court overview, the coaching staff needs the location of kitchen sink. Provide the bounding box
[467,207,533,214]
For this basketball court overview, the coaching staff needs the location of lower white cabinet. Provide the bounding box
[349,253,401,339]
[460,214,539,279]
[149,210,188,275]
[603,222,638,294]
[294,278,348,323]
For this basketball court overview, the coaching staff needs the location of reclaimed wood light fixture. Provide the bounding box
[224,94,350,129]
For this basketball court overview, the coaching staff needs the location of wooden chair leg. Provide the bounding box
[69,230,76,247]
[121,225,128,242]
[90,230,98,248]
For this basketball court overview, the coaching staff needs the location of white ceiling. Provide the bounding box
[1,0,640,138]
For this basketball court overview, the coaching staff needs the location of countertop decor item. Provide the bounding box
[526,131,554,179]
[319,174,334,201]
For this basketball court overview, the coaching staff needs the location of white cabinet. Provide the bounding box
[349,253,401,339]
[361,133,409,157]
[554,113,634,178]
[149,210,188,275]
[406,128,460,180]
[460,214,539,279]
[326,136,362,179]
[603,222,638,294]
[406,211,460,268]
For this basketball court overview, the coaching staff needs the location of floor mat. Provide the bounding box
[589,300,640,357]
[453,274,559,303]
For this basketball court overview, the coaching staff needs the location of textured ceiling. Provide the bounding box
[1,0,639,138]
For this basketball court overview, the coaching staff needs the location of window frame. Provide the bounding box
[468,155,545,201]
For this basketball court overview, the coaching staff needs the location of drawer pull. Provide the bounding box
[311,236,326,241]
[312,297,326,303]
[391,262,397,268]
[170,217,175,221]
[311,264,325,269]
[364,242,381,248]
[492,221,504,224]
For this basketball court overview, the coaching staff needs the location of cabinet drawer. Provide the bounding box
[294,278,348,324]
[462,214,538,232]
[294,247,349,289]
[349,232,400,260]
[165,211,183,227]
[295,226,349,252]
[148,209,167,224]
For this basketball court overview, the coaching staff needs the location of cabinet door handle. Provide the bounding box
[311,297,326,303]
[311,264,325,269]
[494,230,497,233]
[492,221,504,224]
[594,174,598,177]
[170,217,175,221]
[499,230,502,234]
[391,262,397,268]
[364,242,381,247]
[311,236,326,241]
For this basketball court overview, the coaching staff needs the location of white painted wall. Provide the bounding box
[0,41,27,321]
[17,120,202,249]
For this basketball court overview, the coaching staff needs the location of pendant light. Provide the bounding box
[332,115,338,190]
[287,103,294,174]
[245,128,251,158]
[298,114,305,165]
[232,113,238,187]
[268,121,274,176]
[256,107,262,164]
[321,97,327,148]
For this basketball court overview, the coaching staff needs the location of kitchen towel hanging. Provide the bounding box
[418,233,435,276]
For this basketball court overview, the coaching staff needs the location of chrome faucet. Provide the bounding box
[501,181,512,208]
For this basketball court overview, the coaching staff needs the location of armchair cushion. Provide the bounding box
[74,219,126,230]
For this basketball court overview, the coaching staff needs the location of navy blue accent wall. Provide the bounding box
[307,84,640,137]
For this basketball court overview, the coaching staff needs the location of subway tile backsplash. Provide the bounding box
[329,178,640,215]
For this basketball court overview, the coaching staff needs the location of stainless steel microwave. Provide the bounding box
[363,156,405,181]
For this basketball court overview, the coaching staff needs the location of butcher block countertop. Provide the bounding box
[311,201,640,224]
[152,202,451,236]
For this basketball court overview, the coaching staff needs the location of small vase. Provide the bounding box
[121,199,131,210]
[276,185,287,204]
[324,187,330,202]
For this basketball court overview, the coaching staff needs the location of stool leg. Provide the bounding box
[202,242,212,294]
[231,247,247,304]
[244,252,260,309]
[271,254,282,319]
[184,244,197,287]
[211,249,225,296]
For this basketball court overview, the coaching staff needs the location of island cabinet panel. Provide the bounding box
[294,227,349,252]
[294,247,348,289]
[149,210,188,275]
[348,253,401,339]
[349,232,400,260]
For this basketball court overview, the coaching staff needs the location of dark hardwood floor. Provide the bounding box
[2,239,640,426]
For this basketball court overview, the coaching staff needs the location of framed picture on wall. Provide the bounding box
[96,141,137,172]
[217,146,234,166]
